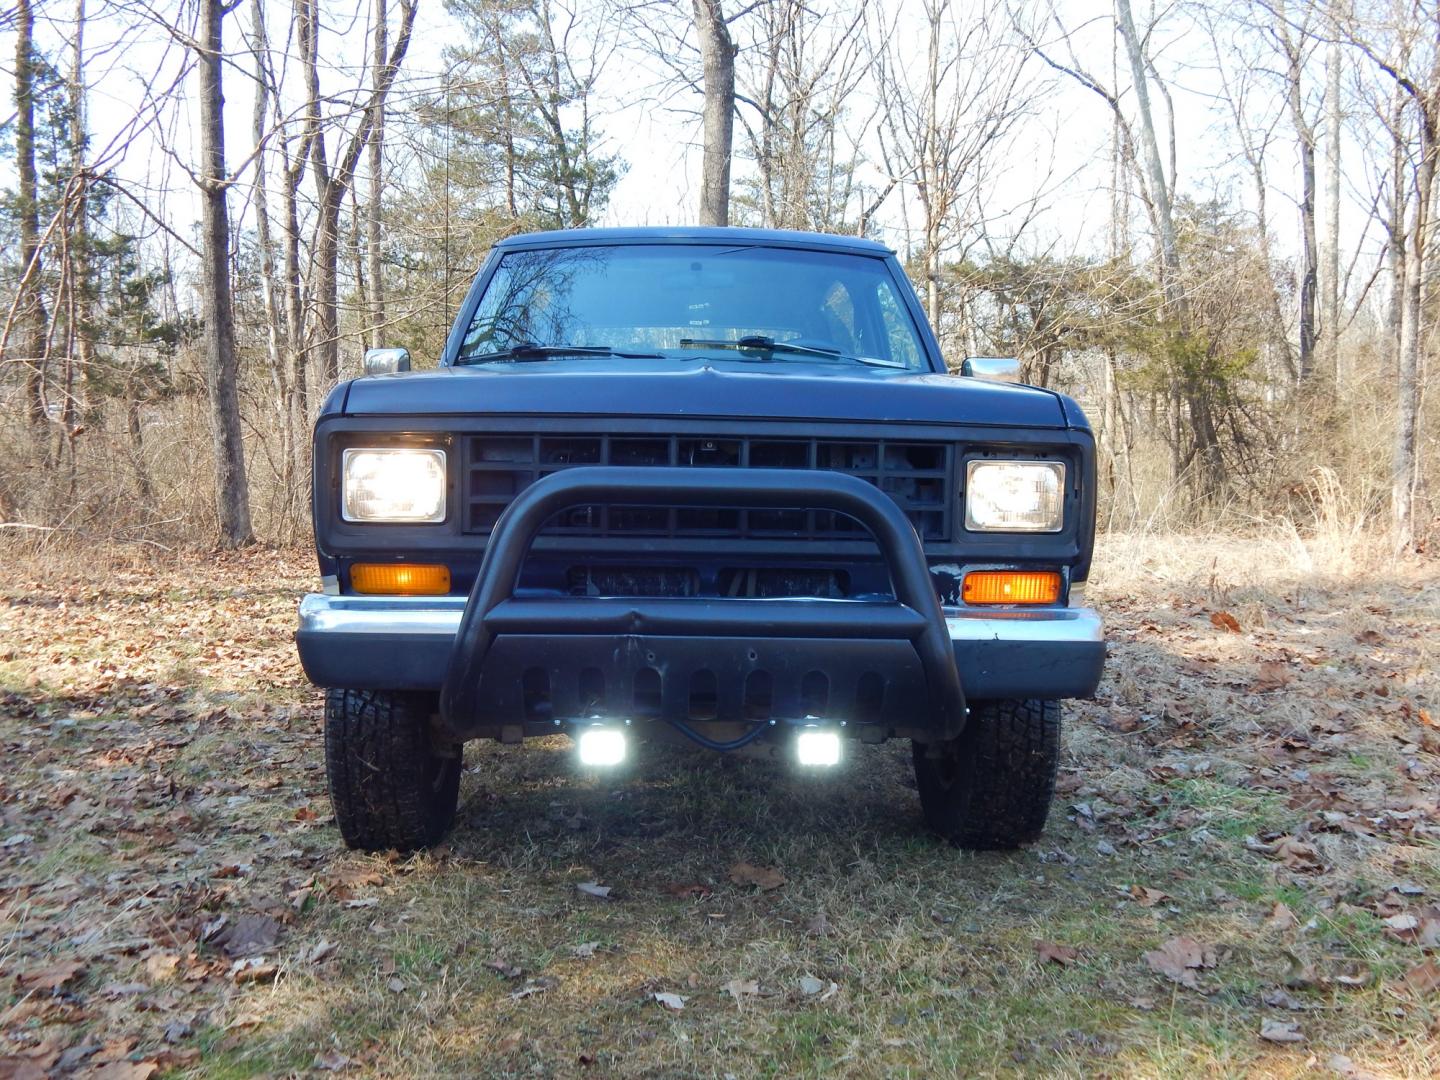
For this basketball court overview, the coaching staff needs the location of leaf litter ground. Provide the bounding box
[0,535,1437,1077]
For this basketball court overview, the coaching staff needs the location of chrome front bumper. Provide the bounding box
[296,594,1105,702]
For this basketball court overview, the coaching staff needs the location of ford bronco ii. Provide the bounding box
[296,227,1104,852]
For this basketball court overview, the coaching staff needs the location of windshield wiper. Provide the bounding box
[677,335,907,368]
[679,335,841,359]
[460,342,664,364]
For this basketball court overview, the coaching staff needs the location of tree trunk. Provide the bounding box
[692,0,735,226]
[250,0,297,519]
[1388,85,1406,355]
[66,0,93,469]
[304,0,414,390]
[1322,31,1342,385]
[1114,0,1181,308]
[922,1,941,328]
[14,0,49,451]
[1280,16,1317,384]
[126,397,154,508]
[367,0,387,348]
[197,0,255,547]
[1393,94,1434,554]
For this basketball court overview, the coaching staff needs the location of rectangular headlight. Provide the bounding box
[965,460,1065,533]
[342,448,447,523]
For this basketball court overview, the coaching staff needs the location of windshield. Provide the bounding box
[455,244,930,370]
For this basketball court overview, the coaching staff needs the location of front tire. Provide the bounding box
[912,699,1060,850]
[324,689,462,852]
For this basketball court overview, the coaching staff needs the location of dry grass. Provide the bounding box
[1,532,1437,1078]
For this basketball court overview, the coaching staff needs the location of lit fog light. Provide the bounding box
[577,727,627,767]
[796,730,841,767]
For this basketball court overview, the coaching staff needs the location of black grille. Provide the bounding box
[464,434,954,541]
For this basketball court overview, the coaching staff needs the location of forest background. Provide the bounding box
[0,0,1436,557]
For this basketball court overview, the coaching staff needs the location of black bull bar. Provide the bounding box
[438,467,967,743]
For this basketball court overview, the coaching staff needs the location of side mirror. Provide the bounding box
[960,356,1021,383]
[363,347,411,376]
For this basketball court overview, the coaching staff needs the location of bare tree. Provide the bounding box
[367,0,388,349]
[302,0,416,391]
[196,0,254,547]
[735,0,869,230]
[693,0,737,225]
[1115,0,1180,308]
[1269,0,1320,383]
[13,0,49,451]
[1322,9,1343,383]
[873,0,1033,331]
[1337,3,1437,551]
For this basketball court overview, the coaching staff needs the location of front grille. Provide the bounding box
[464,434,954,541]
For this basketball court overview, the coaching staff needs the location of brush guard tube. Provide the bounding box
[437,466,967,743]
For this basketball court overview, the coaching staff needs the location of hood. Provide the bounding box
[339,358,1071,428]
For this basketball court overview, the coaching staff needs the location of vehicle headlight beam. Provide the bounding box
[965,460,1065,533]
[342,448,447,523]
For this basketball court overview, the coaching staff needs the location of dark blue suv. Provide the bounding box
[296,227,1104,852]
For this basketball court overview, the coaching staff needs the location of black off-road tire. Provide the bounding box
[324,689,462,852]
[911,698,1060,850]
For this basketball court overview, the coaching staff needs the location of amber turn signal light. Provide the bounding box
[351,563,451,595]
[962,570,1061,605]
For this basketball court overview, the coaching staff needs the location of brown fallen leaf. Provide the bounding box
[1129,885,1169,907]
[1033,939,1080,966]
[211,914,282,958]
[1269,836,1323,873]
[1382,913,1420,940]
[0,1041,60,1080]
[1258,1018,1304,1043]
[326,865,385,889]
[1353,629,1384,645]
[1143,936,1216,990]
[90,1039,137,1065]
[84,1063,159,1080]
[230,958,278,985]
[144,953,180,983]
[1210,610,1242,633]
[1264,902,1299,931]
[0,1058,49,1080]
[16,960,85,993]
[663,882,713,900]
[1252,662,1293,693]
[728,862,785,890]
[1402,958,1440,995]
[1381,907,1440,945]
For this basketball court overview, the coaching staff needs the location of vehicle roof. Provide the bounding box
[493,226,894,256]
